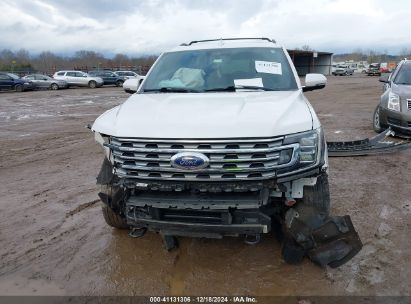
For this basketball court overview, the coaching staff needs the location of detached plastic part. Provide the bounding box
[285,207,362,268]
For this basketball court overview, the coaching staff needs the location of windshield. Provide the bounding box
[141,47,297,92]
[394,64,411,85]
[7,73,19,79]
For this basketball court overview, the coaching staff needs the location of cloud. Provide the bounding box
[0,0,410,55]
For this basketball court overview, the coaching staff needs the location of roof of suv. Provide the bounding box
[170,37,279,52]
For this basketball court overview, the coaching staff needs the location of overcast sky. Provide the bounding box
[1,0,410,56]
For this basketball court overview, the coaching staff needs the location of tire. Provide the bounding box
[101,205,129,229]
[50,83,59,90]
[301,173,330,217]
[15,84,23,92]
[88,80,97,88]
[282,237,305,265]
[116,80,124,87]
[373,105,386,133]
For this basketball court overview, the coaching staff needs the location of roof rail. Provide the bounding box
[180,37,276,46]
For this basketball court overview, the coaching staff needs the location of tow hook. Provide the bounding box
[161,234,178,251]
[284,206,362,268]
[128,227,147,238]
[244,234,261,245]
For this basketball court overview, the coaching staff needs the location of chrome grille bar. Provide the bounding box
[109,137,299,181]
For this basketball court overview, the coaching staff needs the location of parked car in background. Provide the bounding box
[356,63,369,73]
[332,65,354,76]
[373,59,411,134]
[114,70,142,79]
[122,77,145,93]
[0,72,34,92]
[22,74,68,90]
[53,71,103,88]
[88,70,125,87]
[367,63,381,76]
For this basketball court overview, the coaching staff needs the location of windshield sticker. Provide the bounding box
[234,78,263,87]
[255,61,282,75]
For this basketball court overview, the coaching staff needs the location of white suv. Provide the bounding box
[91,38,361,267]
[53,70,103,88]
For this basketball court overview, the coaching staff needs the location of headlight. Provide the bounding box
[283,128,322,166]
[388,92,400,112]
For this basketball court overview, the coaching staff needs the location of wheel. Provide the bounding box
[88,80,97,88]
[15,84,23,92]
[301,173,330,217]
[116,80,124,87]
[50,83,59,90]
[373,105,387,133]
[101,204,129,229]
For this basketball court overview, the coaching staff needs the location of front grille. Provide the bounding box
[109,137,298,181]
[407,99,411,110]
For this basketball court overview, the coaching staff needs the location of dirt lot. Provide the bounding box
[0,76,410,296]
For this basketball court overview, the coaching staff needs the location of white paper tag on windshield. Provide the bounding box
[234,78,263,87]
[255,61,282,75]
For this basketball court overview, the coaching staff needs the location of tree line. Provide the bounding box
[332,48,411,63]
[0,49,158,75]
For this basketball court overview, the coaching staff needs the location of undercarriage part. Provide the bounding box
[128,227,147,238]
[327,128,411,157]
[161,234,178,251]
[284,205,362,268]
[244,234,261,245]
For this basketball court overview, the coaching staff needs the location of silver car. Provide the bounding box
[23,74,68,90]
[374,59,411,134]
[53,70,103,88]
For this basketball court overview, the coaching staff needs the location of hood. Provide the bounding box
[392,83,411,98]
[92,90,314,138]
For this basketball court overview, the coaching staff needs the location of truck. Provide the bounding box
[91,38,362,267]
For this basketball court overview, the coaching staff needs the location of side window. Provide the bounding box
[105,72,114,77]
[75,72,84,77]
[57,72,65,76]
[0,74,10,80]
[26,75,35,80]
[66,72,76,77]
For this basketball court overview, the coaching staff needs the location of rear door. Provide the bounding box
[65,72,78,85]
[104,71,117,84]
[34,75,48,88]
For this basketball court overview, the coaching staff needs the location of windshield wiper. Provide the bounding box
[143,87,200,93]
[205,85,276,92]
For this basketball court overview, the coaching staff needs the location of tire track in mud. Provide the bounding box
[168,241,193,295]
[66,199,100,217]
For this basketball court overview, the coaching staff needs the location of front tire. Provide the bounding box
[50,83,59,90]
[101,205,128,229]
[116,80,124,87]
[301,173,330,217]
[88,80,97,88]
[15,84,23,92]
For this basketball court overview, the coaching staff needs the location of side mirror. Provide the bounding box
[303,73,327,92]
[379,74,389,83]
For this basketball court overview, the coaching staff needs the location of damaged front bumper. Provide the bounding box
[123,190,362,268]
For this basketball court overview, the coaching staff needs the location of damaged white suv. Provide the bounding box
[92,38,361,267]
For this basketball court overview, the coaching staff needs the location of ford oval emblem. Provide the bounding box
[170,152,209,170]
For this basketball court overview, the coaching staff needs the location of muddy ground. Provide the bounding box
[0,76,410,296]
